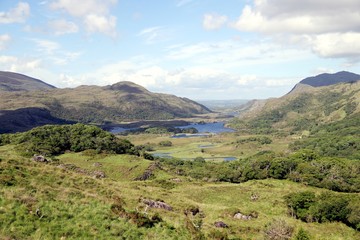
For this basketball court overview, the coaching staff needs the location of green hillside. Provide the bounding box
[0,124,359,239]
[231,81,360,133]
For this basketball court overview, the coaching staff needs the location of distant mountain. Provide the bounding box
[299,71,360,87]
[232,72,360,132]
[0,71,56,91]
[0,72,211,132]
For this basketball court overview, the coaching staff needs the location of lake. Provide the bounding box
[178,122,235,134]
[109,121,235,134]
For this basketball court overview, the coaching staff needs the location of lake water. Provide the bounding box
[178,122,235,134]
[109,121,235,134]
[151,152,237,161]
[110,127,139,134]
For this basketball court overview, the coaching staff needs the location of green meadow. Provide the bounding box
[1,140,359,239]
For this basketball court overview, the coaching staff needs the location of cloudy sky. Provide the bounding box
[1,0,360,99]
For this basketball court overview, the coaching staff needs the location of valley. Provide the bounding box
[0,71,360,239]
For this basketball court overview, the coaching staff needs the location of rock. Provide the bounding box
[93,162,102,167]
[92,170,106,179]
[234,212,252,220]
[171,178,182,182]
[32,155,48,163]
[250,193,259,201]
[134,163,160,181]
[214,221,228,228]
[184,206,200,216]
[143,199,172,211]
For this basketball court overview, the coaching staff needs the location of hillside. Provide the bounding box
[231,72,360,133]
[0,72,211,133]
[0,71,56,91]
[0,124,359,239]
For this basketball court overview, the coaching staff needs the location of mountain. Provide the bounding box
[0,71,56,91]
[232,72,360,132]
[0,72,211,133]
[299,71,360,87]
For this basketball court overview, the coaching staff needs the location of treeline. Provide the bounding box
[285,191,359,230]
[0,124,134,156]
[119,126,198,135]
[158,150,360,193]
[291,113,360,159]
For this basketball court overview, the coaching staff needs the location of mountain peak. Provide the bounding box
[106,81,149,94]
[299,71,360,87]
[0,71,56,91]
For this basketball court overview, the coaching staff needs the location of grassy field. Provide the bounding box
[125,132,291,161]
[1,144,359,240]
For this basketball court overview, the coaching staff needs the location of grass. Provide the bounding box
[126,132,291,161]
[1,144,359,239]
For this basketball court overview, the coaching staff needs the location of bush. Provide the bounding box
[285,191,316,221]
[285,191,359,230]
[264,219,293,240]
[159,140,172,147]
[294,228,311,240]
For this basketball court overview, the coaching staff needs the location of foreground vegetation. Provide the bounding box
[1,144,359,239]
[1,110,359,239]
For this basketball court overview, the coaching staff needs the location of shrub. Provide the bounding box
[159,140,172,147]
[264,219,293,240]
[294,228,311,240]
[285,191,316,221]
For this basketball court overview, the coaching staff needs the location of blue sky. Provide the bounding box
[1,0,360,99]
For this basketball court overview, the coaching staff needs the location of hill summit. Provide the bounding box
[0,72,211,133]
[0,71,56,91]
[299,71,360,87]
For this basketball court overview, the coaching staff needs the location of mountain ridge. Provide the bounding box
[0,71,56,91]
[299,71,360,87]
[232,71,360,132]
[0,71,211,133]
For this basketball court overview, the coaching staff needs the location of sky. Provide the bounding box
[1,0,360,100]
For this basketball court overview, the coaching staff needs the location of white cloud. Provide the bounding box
[0,2,30,24]
[0,34,11,50]
[231,0,360,61]
[137,26,172,44]
[176,0,194,7]
[0,55,41,72]
[31,39,60,55]
[28,38,81,66]
[310,32,360,59]
[84,14,117,37]
[166,39,310,69]
[51,0,117,17]
[237,75,257,85]
[50,0,118,36]
[203,13,228,31]
[232,0,360,34]
[48,19,79,35]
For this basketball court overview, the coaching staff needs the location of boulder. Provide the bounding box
[32,155,48,163]
[93,162,102,167]
[143,199,173,211]
[234,212,252,220]
[92,170,106,179]
[214,221,228,228]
